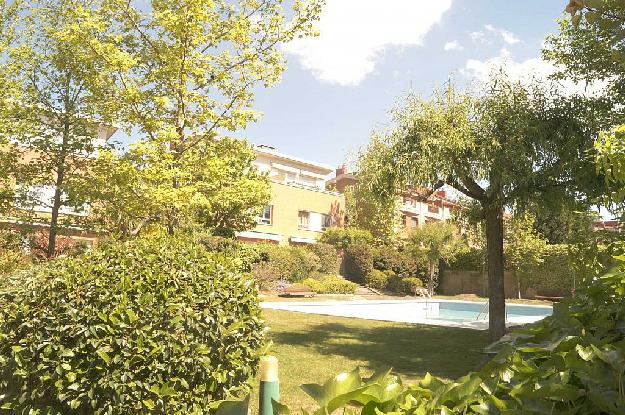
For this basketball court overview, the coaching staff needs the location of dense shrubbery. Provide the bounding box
[343,244,373,284]
[319,228,374,250]
[443,247,484,271]
[302,275,357,294]
[521,244,575,297]
[0,234,265,414]
[364,269,390,290]
[371,247,428,279]
[306,243,340,274]
[267,263,625,414]
[200,237,341,285]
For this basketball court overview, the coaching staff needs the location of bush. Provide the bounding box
[0,234,264,414]
[371,247,428,279]
[319,228,374,250]
[343,244,373,284]
[443,247,484,271]
[307,243,340,274]
[521,244,575,297]
[301,275,357,294]
[387,275,424,295]
[198,235,262,272]
[364,269,389,291]
[291,247,320,281]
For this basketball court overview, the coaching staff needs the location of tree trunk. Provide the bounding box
[428,259,435,297]
[485,205,506,342]
[47,120,70,258]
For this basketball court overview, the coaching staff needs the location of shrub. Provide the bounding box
[302,275,357,294]
[307,243,340,274]
[319,228,374,250]
[443,246,484,271]
[521,244,575,297]
[198,235,262,272]
[371,247,428,279]
[343,244,373,284]
[387,275,424,295]
[0,234,264,414]
[291,247,320,281]
[364,269,389,291]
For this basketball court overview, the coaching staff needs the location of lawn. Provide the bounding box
[249,309,490,413]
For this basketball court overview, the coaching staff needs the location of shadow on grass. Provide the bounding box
[269,317,489,380]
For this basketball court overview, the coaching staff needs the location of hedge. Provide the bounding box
[306,243,340,274]
[343,244,373,284]
[319,228,374,250]
[371,247,428,279]
[301,275,357,294]
[0,234,264,414]
[520,244,575,297]
[364,269,390,291]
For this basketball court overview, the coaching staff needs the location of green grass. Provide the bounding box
[249,309,490,413]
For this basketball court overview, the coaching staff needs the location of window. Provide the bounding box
[15,184,89,216]
[257,205,272,225]
[321,214,332,229]
[401,215,407,228]
[298,210,310,229]
[428,204,440,214]
[411,217,418,229]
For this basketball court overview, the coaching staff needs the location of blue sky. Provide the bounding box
[242,0,569,168]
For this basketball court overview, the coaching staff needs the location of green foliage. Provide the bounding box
[318,228,374,250]
[306,243,340,275]
[386,274,424,295]
[364,269,390,291]
[0,234,265,413]
[443,247,484,271]
[345,138,398,244]
[504,213,548,276]
[343,244,373,284]
[86,137,270,237]
[262,262,625,414]
[301,275,357,295]
[0,229,30,278]
[371,247,428,279]
[522,244,576,297]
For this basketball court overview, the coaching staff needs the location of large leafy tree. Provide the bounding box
[0,0,117,257]
[75,0,323,234]
[367,78,609,340]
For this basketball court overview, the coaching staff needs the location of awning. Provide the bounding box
[236,231,283,242]
[289,236,316,244]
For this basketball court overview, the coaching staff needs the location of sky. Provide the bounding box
[241,0,570,168]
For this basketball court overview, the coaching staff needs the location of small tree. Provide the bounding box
[407,221,465,296]
[505,213,547,298]
[1,0,117,257]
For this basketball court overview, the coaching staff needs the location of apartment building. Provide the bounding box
[236,145,345,245]
[327,165,457,236]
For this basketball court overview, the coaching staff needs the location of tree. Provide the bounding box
[0,0,118,258]
[346,135,398,244]
[76,0,323,233]
[83,137,270,237]
[366,77,609,341]
[504,213,547,298]
[407,221,465,297]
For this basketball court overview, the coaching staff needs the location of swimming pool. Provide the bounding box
[261,299,553,330]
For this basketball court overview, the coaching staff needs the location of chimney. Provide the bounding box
[336,165,346,177]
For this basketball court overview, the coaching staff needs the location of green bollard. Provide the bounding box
[259,355,280,415]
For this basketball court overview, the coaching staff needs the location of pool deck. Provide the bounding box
[261,299,552,330]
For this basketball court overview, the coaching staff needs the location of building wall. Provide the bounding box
[241,181,345,245]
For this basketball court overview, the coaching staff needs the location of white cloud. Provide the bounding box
[444,40,463,51]
[469,31,488,44]
[282,0,453,87]
[484,24,520,45]
[461,49,606,96]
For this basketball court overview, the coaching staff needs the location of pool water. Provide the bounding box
[261,300,553,330]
